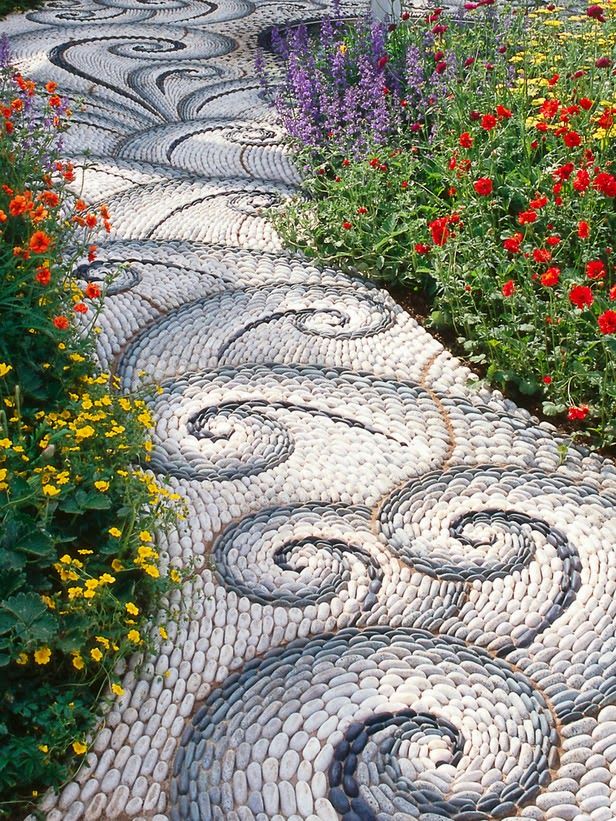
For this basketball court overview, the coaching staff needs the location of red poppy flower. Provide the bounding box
[542,375,552,384]
[554,163,574,181]
[342,221,353,230]
[594,172,616,197]
[414,243,431,254]
[540,99,559,119]
[573,169,590,192]
[473,177,493,196]
[541,267,560,287]
[529,195,548,209]
[568,405,589,421]
[35,266,51,286]
[53,315,69,330]
[464,57,475,67]
[88,245,97,262]
[575,221,590,240]
[501,279,515,297]
[496,104,512,119]
[459,132,473,148]
[586,260,606,279]
[546,235,561,246]
[533,248,552,263]
[518,210,537,225]
[598,309,616,334]
[563,131,582,148]
[481,113,497,131]
[503,233,523,254]
[429,216,451,246]
[569,284,594,308]
[547,74,559,86]
[610,285,616,300]
[598,111,614,130]
[73,302,88,314]
[587,4,606,21]
[579,97,593,111]
[595,57,612,68]
[29,230,51,254]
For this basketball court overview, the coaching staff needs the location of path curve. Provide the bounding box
[4,1,616,819]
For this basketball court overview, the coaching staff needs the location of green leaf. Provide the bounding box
[0,593,57,643]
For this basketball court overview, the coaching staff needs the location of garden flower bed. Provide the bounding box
[0,46,180,817]
[268,0,616,448]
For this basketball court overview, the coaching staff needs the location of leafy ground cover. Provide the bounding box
[267,0,616,447]
[0,42,181,817]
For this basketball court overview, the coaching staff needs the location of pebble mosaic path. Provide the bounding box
[4,0,616,819]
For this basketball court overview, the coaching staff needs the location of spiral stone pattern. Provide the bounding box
[4,0,616,819]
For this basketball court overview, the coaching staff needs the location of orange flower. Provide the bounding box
[45,81,58,93]
[29,231,52,254]
[88,245,97,262]
[40,191,60,207]
[84,283,101,299]
[4,120,13,134]
[85,213,97,228]
[9,195,31,216]
[35,266,51,286]
[0,210,6,223]
[30,205,49,223]
[99,204,110,220]
[74,303,88,314]
[11,99,24,112]
[48,95,62,109]
[75,199,87,212]
[53,315,69,330]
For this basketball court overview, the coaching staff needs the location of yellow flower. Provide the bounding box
[143,564,160,578]
[116,469,128,477]
[0,363,12,378]
[72,741,87,755]
[0,469,7,482]
[59,554,72,564]
[99,573,116,584]
[127,629,141,643]
[159,626,168,640]
[94,480,110,492]
[119,398,131,411]
[41,595,55,609]
[72,654,85,670]
[108,527,122,538]
[83,589,96,599]
[42,484,61,497]
[77,549,93,555]
[56,471,70,485]
[85,579,99,590]
[111,559,123,572]
[74,425,95,440]
[90,648,103,662]
[111,683,124,696]
[137,545,157,560]
[139,530,152,542]
[95,636,110,649]
[170,569,181,583]
[125,602,139,616]
[16,652,28,665]
[0,439,11,449]
[68,586,83,600]
[38,745,48,753]
[34,647,51,665]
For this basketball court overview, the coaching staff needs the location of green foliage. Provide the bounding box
[0,58,182,816]
[276,2,616,447]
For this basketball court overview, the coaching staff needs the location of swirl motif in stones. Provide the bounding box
[169,628,558,821]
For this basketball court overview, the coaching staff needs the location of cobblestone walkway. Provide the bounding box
[5,1,616,819]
